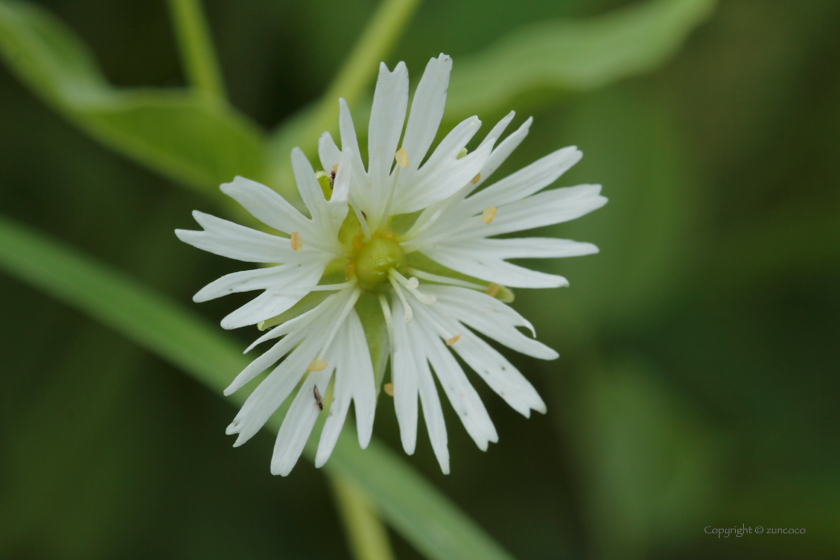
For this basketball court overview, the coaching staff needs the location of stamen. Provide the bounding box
[471,173,481,184]
[395,148,408,168]
[456,148,468,159]
[388,276,414,323]
[407,268,486,290]
[485,283,501,298]
[481,206,497,224]
[378,293,394,332]
[308,359,327,371]
[290,231,303,252]
[383,383,394,396]
[446,334,461,346]
[389,268,436,305]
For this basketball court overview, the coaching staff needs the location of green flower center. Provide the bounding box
[354,235,406,292]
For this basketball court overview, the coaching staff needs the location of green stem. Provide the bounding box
[167,0,227,101]
[331,474,396,560]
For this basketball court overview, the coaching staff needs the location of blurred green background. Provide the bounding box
[0,0,838,559]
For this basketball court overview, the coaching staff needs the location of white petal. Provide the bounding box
[400,54,452,173]
[176,211,292,263]
[449,329,546,416]
[225,327,307,395]
[394,120,492,214]
[291,148,329,225]
[420,246,569,288]
[464,146,583,214]
[271,367,334,476]
[318,131,341,173]
[415,342,450,474]
[414,305,497,450]
[474,116,532,188]
[226,337,318,445]
[221,176,313,237]
[470,184,607,237]
[338,98,368,186]
[315,323,353,468]
[426,286,558,360]
[391,298,419,454]
[193,260,321,302]
[219,259,328,329]
[348,310,376,449]
[461,237,599,260]
[368,61,409,200]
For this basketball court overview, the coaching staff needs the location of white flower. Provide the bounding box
[176,53,606,476]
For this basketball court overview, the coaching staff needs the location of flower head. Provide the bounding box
[177,53,606,475]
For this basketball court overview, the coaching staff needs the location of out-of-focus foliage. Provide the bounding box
[0,0,837,559]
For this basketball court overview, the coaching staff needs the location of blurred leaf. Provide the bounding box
[0,215,516,560]
[446,0,716,119]
[555,357,718,559]
[515,86,694,348]
[0,1,267,195]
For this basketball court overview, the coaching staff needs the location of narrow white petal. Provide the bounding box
[471,184,607,237]
[478,111,516,151]
[226,337,319,445]
[315,324,353,467]
[401,54,452,172]
[176,211,293,263]
[225,328,307,395]
[291,147,328,225]
[194,260,321,303]
[338,98,368,186]
[415,340,450,474]
[462,237,599,260]
[449,329,547,416]
[475,116,532,187]
[421,246,569,288]
[391,298,419,454]
[271,368,334,476]
[219,260,327,329]
[426,286,558,360]
[347,310,376,449]
[395,125,492,214]
[318,131,341,173]
[414,305,497,450]
[464,146,583,214]
[221,176,313,237]
[368,62,409,202]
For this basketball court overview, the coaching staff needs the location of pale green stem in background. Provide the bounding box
[268,0,422,198]
[167,0,227,102]
[331,475,397,560]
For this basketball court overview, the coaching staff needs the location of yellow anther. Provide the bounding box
[352,230,365,251]
[446,334,461,346]
[290,231,303,252]
[470,173,481,184]
[485,283,500,298]
[382,230,396,240]
[308,359,327,372]
[481,206,497,224]
[395,148,408,168]
[383,383,394,396]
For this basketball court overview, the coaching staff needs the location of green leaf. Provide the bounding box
[554,357,717,559]
[0,1,267,195]
[445,0,716,118]
[0,215,516,560]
